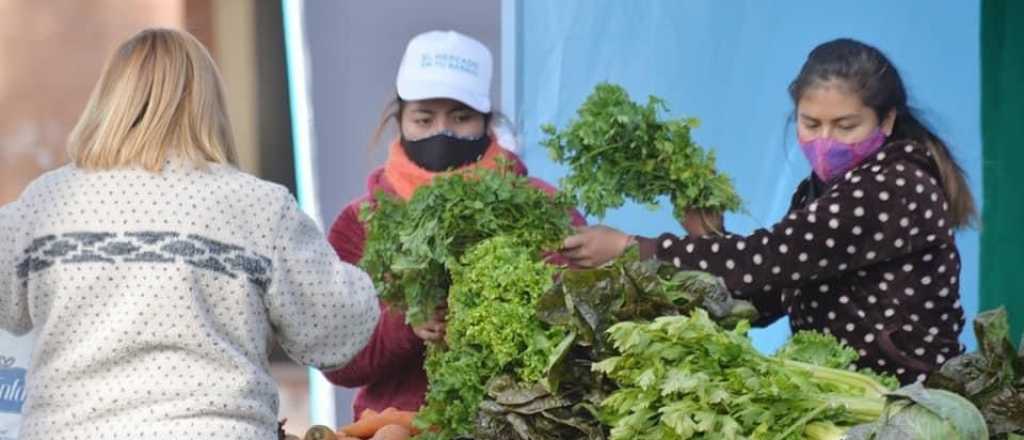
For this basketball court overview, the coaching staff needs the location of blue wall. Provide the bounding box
[512,0,982,352]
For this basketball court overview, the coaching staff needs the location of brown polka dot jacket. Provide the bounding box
[641,142,965,384]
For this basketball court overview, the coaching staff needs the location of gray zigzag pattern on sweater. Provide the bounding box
[16,231,273,290]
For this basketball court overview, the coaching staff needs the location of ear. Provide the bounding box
[882,110,897,136]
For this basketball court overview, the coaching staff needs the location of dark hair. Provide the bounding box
[788,38,977,228]
[369,95,501,149]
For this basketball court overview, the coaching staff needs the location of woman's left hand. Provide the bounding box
[561,225,633,268]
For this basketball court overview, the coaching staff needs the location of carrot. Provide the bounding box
[338,407,419,437]
[369,424,411,440]
[359,408,379,420]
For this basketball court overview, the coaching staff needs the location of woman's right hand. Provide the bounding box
[682,208,725,237]
[411,305,447,343]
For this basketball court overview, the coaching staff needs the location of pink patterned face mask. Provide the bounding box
[799,129,887,182]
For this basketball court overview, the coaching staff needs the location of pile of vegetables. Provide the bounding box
[351,82,999,440]
[359,163,573,324]
[595,309,987,439]
[926,308,1024,439]
[541,82,742,221]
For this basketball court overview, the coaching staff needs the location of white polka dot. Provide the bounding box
[915,169,924,177]
[871,165,882,173]
[864,333,875,343]
[904,287,915,296]
[953,323,960,332]
[807,214,816,224]
[895,177,906,187]
[911,314,920,322]
[711,243,720,253]
[899,217,910,227]
[673,257,682,268]
[725,259,735,270]
[829,218,840,229]
[772,266,781,274]
[941,313,949,321]
[753,254,763,265]
[868,295,877,304]
[873,232,884,242]
[951,276,958,284]
[884,308,894,317]
[762,236,770,245]
[853,189,864,199]
[910,227,920,236]
[937,354,946,364]
[933,193,940,202]
[846,323,855,331]
[879,282,888,291]
[852,175,862,183]
[877,359,887,367]
[923,254,934,262]
[897,368,906,375]
[914,347,925,356]
[686,243,695,253]
[921,276,933,286]
[908,202,918,211]
[743,274,753,284]
[699,260,708,270]
[879,191,890,201]
[737,241,746,250]
[839,295,850,304]
[804,232,814,241]
[896,164,906,171]
[878,212,889,222]
[818,258,829,268]
[875,174,886,182]
[797,252,808,262]
[838,263,848,271]
[925,335,935,343]
[858,349,868,357]
[866,250,877,260]
[662,239,674,249]
[884,272,895,281]
[791,272,801,281]
[928,327,939,335]
[809,202,818,212]
[826,238,836,248]
[779,244,789,254]
[876,152,886,161]
[926,234,936,242]
[858,270,868,277]
[857,309,866,318]
[915,183,924,194]
[905,145,914,153]
[903,324,913,332]
[847,245,857,255]
[894,239,905,248]
[786,227,794,235]
[828,311,836,319]
[925,301,935,310]
[938,265,947,274]
[938,218,945,228]
[828,204,840,214]
[810,300,819,309]
[938,287,949,297]
[818,284,830,293]
[763,284,772,292]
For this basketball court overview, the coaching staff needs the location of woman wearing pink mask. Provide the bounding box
[561,38,977,385]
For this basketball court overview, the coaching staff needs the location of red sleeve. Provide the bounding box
[323,200,425,387]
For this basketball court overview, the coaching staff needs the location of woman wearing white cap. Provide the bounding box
[323,30,585,418]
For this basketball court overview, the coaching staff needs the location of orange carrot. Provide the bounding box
[339,407,419,438]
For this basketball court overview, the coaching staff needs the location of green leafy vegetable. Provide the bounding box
[593,309,897,440]
[845,384,988,440]
[359,163,574,324]
[926,307,1024,439]
[541,82,741,220]
[415,236,566,438]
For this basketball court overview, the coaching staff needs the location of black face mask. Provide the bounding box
[400,132,491,172]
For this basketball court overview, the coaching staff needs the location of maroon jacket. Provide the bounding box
[324,153,585,418]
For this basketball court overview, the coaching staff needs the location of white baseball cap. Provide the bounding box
[396,30,493,113]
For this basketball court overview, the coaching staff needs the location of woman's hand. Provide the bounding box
[561,225,633,268]
[412,305,447,343]
[682,208,725,237]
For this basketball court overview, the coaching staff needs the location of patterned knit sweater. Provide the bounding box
[0,162,379,439]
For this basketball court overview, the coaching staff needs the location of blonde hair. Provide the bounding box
[68,28,237,171]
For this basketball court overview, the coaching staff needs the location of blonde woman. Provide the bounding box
[0,29,379,439]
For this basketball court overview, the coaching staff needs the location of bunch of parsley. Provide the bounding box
[541,82,741,220]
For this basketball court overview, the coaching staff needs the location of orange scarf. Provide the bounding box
[382,136,509,200]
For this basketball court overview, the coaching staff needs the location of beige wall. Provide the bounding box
[0,0,186,204]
